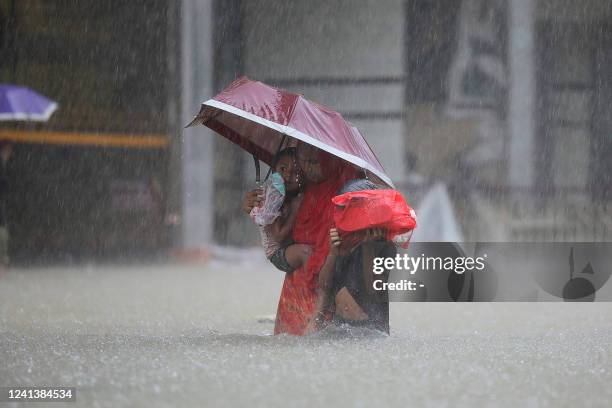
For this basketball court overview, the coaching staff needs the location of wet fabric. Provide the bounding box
[187,76,394,187]
[332,241,397,334]
[332,189,417,248]
[274,156,358,335]
[250,172,285,226]
[252,172,287,258]
[257,225,279,259]
[269,239,296,273]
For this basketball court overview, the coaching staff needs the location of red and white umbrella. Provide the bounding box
[186,77,394,187]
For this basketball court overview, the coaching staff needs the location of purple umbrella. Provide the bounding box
[0,84,58,122]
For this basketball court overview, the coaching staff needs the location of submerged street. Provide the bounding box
[2,1,612,407]
[1,252,611,407]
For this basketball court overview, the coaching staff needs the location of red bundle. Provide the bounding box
[332,189,417,247]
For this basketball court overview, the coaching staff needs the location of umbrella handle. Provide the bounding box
[264,133,288,183]
[253,154,261,183]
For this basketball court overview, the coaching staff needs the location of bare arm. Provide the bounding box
[311,228,341,323]
[241,188,264,214]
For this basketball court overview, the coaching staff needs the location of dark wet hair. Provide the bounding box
[272,147,296,171]
[277,147,296,159]
[264,146,297,182]
[337,178,382,194]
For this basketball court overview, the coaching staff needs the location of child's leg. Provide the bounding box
[283,244,311,269]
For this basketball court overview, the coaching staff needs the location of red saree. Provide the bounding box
[274,155,357,335]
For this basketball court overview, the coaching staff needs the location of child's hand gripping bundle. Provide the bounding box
[332,189,417,248]
[250,172,286,226]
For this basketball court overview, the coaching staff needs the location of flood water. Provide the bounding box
[1,250,611,407]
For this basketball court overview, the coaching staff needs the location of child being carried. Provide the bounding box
[250,148,311,272]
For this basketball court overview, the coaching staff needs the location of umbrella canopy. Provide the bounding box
[0,84,58,122]
[186,77,394,187]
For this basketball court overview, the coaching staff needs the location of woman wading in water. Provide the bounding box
[243,143,399,335]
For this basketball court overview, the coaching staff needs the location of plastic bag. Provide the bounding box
[250,172,286,226]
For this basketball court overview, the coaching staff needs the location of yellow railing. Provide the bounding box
[0,129,169,149]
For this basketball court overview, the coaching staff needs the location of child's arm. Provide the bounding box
[242,187,263,214]
[269,193,303,242]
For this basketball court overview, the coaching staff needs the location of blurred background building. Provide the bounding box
[0,0,610,263]
[0,0,173,262]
